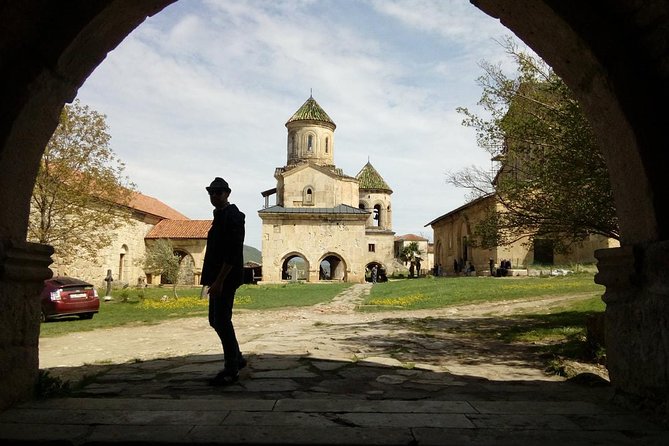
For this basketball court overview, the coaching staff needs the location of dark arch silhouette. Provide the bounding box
[0,0,668,410]
[319,253,347,281]
[281,253,308,282]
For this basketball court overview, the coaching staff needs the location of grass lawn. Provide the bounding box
[39,274,608,376]
[488,295,607,368]
[41,275,606,361]
[39,282,352,338]
[362,273,604,310]
[362,274,608,373]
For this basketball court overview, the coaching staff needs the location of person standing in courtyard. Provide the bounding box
[201,177,247,386]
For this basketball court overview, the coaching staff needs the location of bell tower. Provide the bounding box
[285,95,336,166]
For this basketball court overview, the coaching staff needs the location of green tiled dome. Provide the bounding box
[356,161,392,192]
[286,96,336,127]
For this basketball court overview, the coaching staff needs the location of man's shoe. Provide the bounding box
[209,369,239,386]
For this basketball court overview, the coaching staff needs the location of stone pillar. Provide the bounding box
[595,243,669,407]
[0,239,53,410]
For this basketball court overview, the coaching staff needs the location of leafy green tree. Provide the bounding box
[142,239,182,298]
[399,241,421,263]
[28,99,135,264]
[449,37,619,251]
[399,241,423,277]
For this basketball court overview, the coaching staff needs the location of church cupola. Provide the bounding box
[356,161,393,231]
[285,95,336,166]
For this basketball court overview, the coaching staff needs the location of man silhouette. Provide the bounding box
[201,177,247,386]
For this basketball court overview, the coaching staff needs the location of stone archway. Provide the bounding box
[281,253,309,282]
[364,261,386,283]
[1,0,668,409]
[319,253,347,282]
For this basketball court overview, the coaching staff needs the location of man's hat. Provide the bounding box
[206,177,230,193]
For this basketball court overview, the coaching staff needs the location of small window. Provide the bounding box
[303,186,314,205]
[308,135,313,151]
[373,204,381,226]
[325,137,329,153]
[368,244,375,252]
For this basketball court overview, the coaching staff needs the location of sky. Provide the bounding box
[76,0,529,251]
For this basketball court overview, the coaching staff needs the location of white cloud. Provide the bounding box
[77,0,520,250]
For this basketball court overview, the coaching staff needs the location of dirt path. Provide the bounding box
[39,284,607,382]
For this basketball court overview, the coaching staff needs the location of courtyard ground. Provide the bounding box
[1,283,666,445]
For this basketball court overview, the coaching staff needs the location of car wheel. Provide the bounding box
[79,313,94,320]
[40,310,47,323]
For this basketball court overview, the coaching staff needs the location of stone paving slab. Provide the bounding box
[466,413,581,430]
[468,400,616,415]
[335,412,475,429]
[274,399,476,413]
[16,397,277,411]
[411,427,648,446]
[3,284,668,444]
[186,425,415,445]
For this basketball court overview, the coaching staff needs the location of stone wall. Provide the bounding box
[49,216,156,289]
[363,232,396,274]
[0,240,53,409]
[430,196,618,273]
[281,166,359,208]
[359,191,392,230]
[596,243,669,407]
[261,216,368,283]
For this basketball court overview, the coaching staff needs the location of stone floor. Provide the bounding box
[1,283,668,445]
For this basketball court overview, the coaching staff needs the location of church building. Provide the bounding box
[258,96,396,283]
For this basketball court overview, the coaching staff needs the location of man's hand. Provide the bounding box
[208,279,224,296]
[207,263,232,296]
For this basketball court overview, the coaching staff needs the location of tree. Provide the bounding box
[141,239,183,298]
[28,99,135,264]
[449,37,619,252]
[399,242,422,277]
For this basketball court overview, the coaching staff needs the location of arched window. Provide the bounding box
[373,204,381,227]
[118,244,129,281]
[307,135,313,151]
[325,137,329,153]
[303,186,314,205]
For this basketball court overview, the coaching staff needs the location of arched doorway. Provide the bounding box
[118,244,129,282]
[158,249,194,285]
[365,261,387,283]
[319,254,347,281]
[281,253,308,282]
[176,249,195,285]
[1,0,668,409]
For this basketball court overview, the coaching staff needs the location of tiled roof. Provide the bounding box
[128,191,189,220]
[356,161,392,192]
[145,219,211,239]
[278,162,354,180]
[286,96,336,128]
[258,204,368,215]
[424,194,495,227]
[395,234,428,242]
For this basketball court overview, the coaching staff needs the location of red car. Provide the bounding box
[40,276,100,322]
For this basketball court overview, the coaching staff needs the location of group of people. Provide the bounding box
[453,258,475,275]
[493,258,513,277]
[367,264,388,283]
